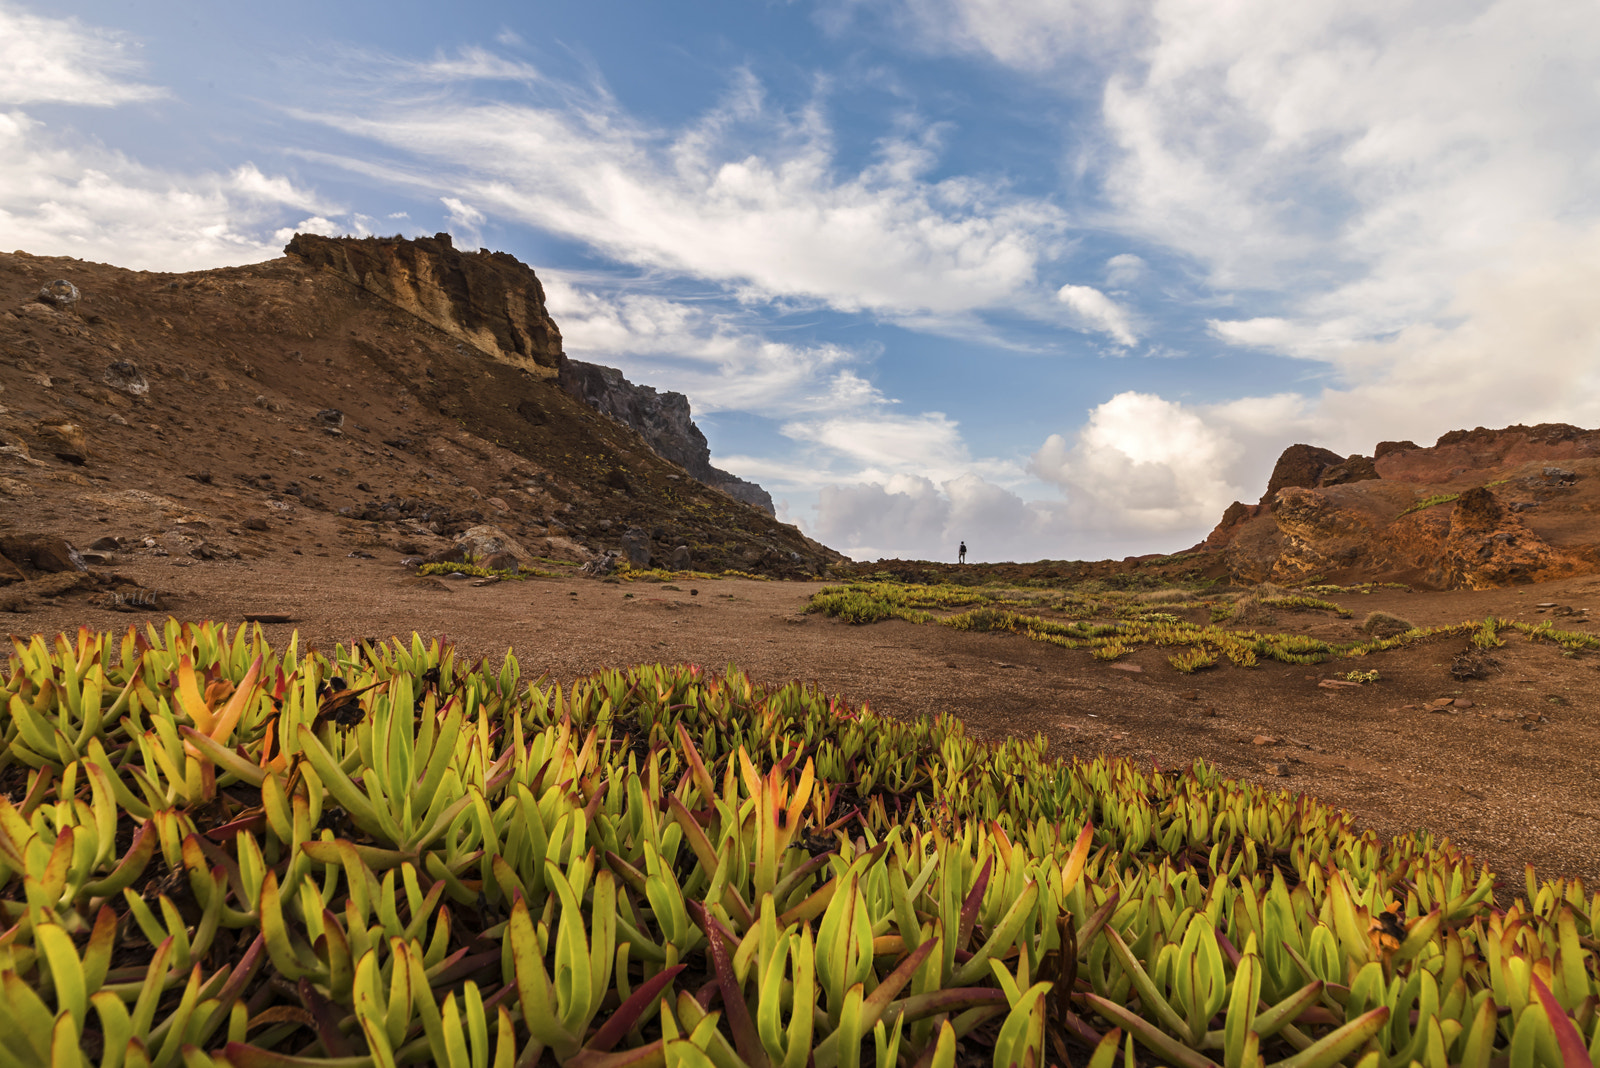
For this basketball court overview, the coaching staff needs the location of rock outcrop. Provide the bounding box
[287,233,776,515]
[558,360,775,515]
[285,232,565,377]
[1205,424,1600,588]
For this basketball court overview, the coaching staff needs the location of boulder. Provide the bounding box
[455,524,531,566]
[621,527,651,569]
[0,534,87,575]
[37,280,79,307]
[669,544,692,570]
[34,419,88,464]
[1319,455,1380,486]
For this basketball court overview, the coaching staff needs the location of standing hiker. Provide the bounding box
[958,541,967,564]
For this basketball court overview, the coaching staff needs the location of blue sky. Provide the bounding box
[5,1,1599,562]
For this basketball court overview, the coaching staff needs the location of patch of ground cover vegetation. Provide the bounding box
[809,580,1600,674]
[2,622,1598,1068]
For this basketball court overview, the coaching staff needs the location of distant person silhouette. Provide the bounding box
[958,541,967,564]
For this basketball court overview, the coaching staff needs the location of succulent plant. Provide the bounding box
[0,621,1594,1067]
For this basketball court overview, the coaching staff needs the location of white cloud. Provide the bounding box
[1103,252,1145,287]
[1056,282,1137,345]
[0,8,339,270]
[1030,391,1244,532]
[0,5,163,107]
[541,274,879,417]
[441,196,485,249]
[0,109,336,270]
[295,54,1070,318]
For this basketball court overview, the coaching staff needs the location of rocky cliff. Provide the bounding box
[0,245,841,580]
[1203,424,1600,588]
[558,361,775,515]
[288,233,775,513]
[286,232,564,377]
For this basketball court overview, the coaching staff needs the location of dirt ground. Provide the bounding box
[12,555,1599,892]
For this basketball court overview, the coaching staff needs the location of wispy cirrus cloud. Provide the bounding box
[292,57,1072,320]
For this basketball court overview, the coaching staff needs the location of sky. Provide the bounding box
[4,1,1599,562]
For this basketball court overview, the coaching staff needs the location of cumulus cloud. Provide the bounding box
[1031,391,1244,532]
[1056,283,1137,345]
[294,55,1069,319]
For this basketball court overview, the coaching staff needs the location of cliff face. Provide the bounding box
[1205,424,1600,589]
[285,232,565,377]
[558,360,775,515]
[287,233,776,513]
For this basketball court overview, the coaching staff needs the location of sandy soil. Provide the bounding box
[13,554,1599,892]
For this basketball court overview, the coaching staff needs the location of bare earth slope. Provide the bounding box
[0,242,839,580]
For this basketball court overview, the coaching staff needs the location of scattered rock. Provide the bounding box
[1109,663,1142,673]
[670,544,691,570]
[242,517,270,531]
[1270,763,1292,777]
[1252,735,1279,746]
[1453,698,1474,709]
[1451,650,1500,680]
[104,361,149,396]
[34,419,88,464]
[88,536,123,551]
[1317,679,1360,689]
[315,408,344,430]
[253,395,283,412]
[37,280,79,307]
[477,551,519,572]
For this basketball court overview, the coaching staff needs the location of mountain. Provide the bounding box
[1200,425,1600,588]
[0,234,841,580]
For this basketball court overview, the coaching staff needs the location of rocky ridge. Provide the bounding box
[0,240,841,604]
[558,360,775,515]
[1202,424,1600,588]
[285,233,775,513]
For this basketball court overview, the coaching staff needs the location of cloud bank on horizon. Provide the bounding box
[3,0,1597,562]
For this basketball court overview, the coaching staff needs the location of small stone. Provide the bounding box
[487,496,509,512]
[670,544,692,569]
[1430,697,1455,708]
[1181,690,1198,700]
[1317,679,1359,689]
[242,517,270,531]
[1452,698,1474,709]
[88,536,122,551]
[1270,763,1292,777]
[1110,663,1143,673]
[315,408,344,429]
[1252,735,1278,746]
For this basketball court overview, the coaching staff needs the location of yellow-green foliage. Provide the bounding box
[1,622,1596,1068]
[1259,594,1353,618]
[417,560,555,579]
[1169,645,1218,673]
[1400,492,1461,517]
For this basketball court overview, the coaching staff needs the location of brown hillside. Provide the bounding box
[0,237,842,588]
[1203,426,1600,588]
